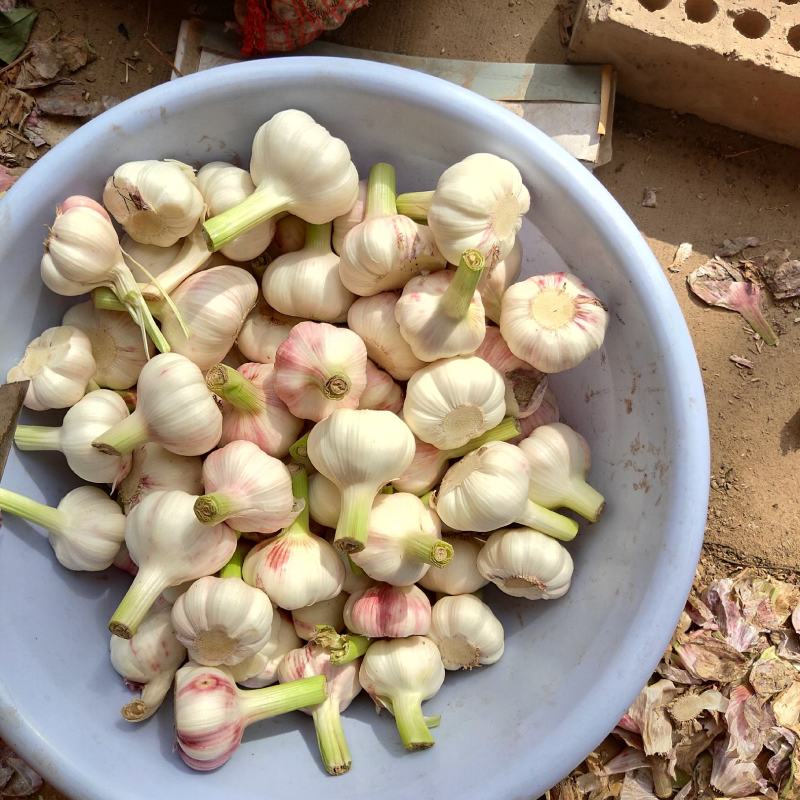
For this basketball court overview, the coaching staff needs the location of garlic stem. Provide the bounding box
[395,191,433,222]
[404,534,453,568]
[0,487,64,534]
[566,480,606,523]
[219,541,248,579]
[286,466,311,534]
[92,412,149,456]
[444,416,521,460]
[139,226,210,301]
[121,669,174,721]
[14,425,61,451]
[193,492,238,525]
[238,674,326,726]
[313,625,370,664]
[312,699,351,776]
[334,484,375,553]
[288,433,313,469]
[393,692,435,751]
[92,288,128,312]
[205,363,266,413]
[108,567,167,639]
[203,188,290,253]
[304,222,332,252]
[365,163,397,219]
[517,500,578,541]
[112,265,170,354]
[440,249,485,320]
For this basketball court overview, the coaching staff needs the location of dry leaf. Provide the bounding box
[603,748,649,776]
[749,648,796,698]
[772,682,800,727]
[671,690,729,722]
[710,737,769,797]
[736,575,800,631]
[15,33,95,90]
[0,743,42,797]
[676,630,750,683]
[717,237,761,258]
[628,680,678,756]
[725,685,773,761]
[0,82,33,128]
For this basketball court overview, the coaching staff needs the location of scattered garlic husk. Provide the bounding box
[206,362,302,459]
[307,408,415,553]
[241,468,344,610]
[92,353,222,457]
[194,440,299,532]
[435,441,578,540]
[511,387,560,443]
[478,239,522,323]
[292,593,348,641]
[196,161,275,261]
[202,109,358,251]
[359,636,444,751]
[0,485,125,571]
[402,356,506,450]
[344,583,431,638]
[350,492,451,586]
[500,272,608,373]
[117,442,203,513]
[338,163,446,296]
[229,610,303,688]
[62,301,150,390]
[429,594,504,670]
[308,471,342,529]
[395,249,487,361]
[7,325,96,411]
[262,222,356,322]
[236,300,298,364]
[14,389,132,484]
[103,159,204,246]
[109,602,186,721]
[418,536,488,595]
[358,360,404,413]
[519,422,605,522]
[274,321,368,422]
[477,526,574,600]
[347,291,427,380]
[332,179,366,255]
[174,662,326,771]
[279,644,362,776]
[108,489,237,638]
[270,214,306,255]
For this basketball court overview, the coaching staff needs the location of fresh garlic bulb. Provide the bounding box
[0,485,125,571]
[292,593,347,641]
[519,422,605,522]
[359,636,445,751]
[109,603,186,721]
[103,159,204,246]
[418,536,488,595]
[346,291,426,380]
[332,179,366,255]
[339,550,375,595]
[435,441,578,540]
[93,353,222,457]
[62,301,149,390]
[395,250,487,361]
[194,440,299,533]
[262,222,355,322]
[121,235,182,278]
[477,526,574,600]
[117,442,203,513]
[206,362,302,459]
[402,356,506,450]
[241,468,344,610]
[14,389,132,484]
[109,490,237,638]
[229,610,302,688]
[307,471,341,529]
[174,662,326,770]
[236,300,298,364]
[429,594,504,670]
[344,583,431,638]
[196,161,274,261]
[203,109,358,251]
[478,239,522,323]
[500,272,608,373]
[307,409,415,552]
[271,214,306,254]
[358,360,404,413]
[274,321,368,422]
[7,326,96,411]
[511,388,560,443]
[278,644,361,775]
[339,163,446,296]
[350,493,451,586]
[474,326,547,419]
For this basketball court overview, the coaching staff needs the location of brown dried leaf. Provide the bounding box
[772,682,800,728]
[675,717,726,776]
[671,690,729,722]
[710,737,769,797]
[0,82,33,129]
[627,680,678,756]
[749,648,796,698]
[717,237,761,258]
[676,630,751,683]
[657,660,706,686]
[725,685,774,762]
[620,770,659,800]
[603,748,649,776]
[760,259,800,301]
[642,188,658,208]
[15,33,95,90]
[34,89,118,118]
[548,776,584,800]
[613,727,645,751]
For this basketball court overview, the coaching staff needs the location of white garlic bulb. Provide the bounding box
[429,594,504,670]
[418,536,488,595]
[344,583,431,638]
[332,178,366,255]
[229,610,302,688]
[307,471,341,529]
[358,360,404,413]
[478,238,522,323]
[236,300,298,364]
[292,593,347,641]
[121,234,182,279]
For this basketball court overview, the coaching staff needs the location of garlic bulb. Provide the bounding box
[477,526,574,600]
[103,159,204,246]
[307,408,415,553]
[262,222,355,322]
[196,161,274,261]
[478,238,522,323]
[109,490,237,638]
[308,471,341,529]
[474,326,547,419]
[271,214,306,255]
[429,594,504,670]
[241,468,344,611]
[500,272,608,373]
[359,636,444,750]
[203,109,358,251]
[113,542,138,576]
[358,360,404,413]
[278,644,361,775]
[14,389,132,484]
[109,603,186,721]
[339,550,376,595]
[292,593,347,641]
[0,485,125,571]
[332,178,366,255]
[519,422,605,522]
[351,493,451,586]
[402,356,506,449]
[7,326,96,411]
[511,388,560,443]
[229,610,302,688]
[274,322,367,422]
[347,291,426,380]
[435,441,578,540]
[92,353,222,457]
[344,583,431,638]
[418,536,488,595]
[117,442,203,513]
[236,300,298,364]
[62,301,149,390]
[206,362,302,458]
[194,440,298,533]
[395,249,487,361]
[174,662,326,770]
[338,163,446,296]
[121,235,182,278]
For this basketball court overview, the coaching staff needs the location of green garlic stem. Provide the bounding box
[564,479,606,523]
[202,187,289,252]
[93,287,127,312]
[205,364,265,413]
[284,467,311,535]
[334,484,374,554]
[14,425,61,451]
[312,698,351,776]
[405,534,453,568]
[0,487,64,535]
[392,692,435,751]
[518,500,579,541]
[108,567,166,639]
[288,433,312,470]
[240,675,327,726]
[194,491,239,526]
[365,163,397,219]
[313,625,370,664]
[444,416,521,460]
[220,540,248,579]
[440,249,485,320]
[112,262,170,353]
[304,222,333,253]
[139,226,210,301]
[92,411,149,457]
[395,190,433,221]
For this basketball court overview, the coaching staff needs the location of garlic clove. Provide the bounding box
[429,594,504,670]
[344,583,431,638]
[478,238,522,323]
[292,593,348,641]
[418,536,488,596]
[236,299,299,364]
[230,609,302,688]
[358,360,404,414]
[332,179,366,255]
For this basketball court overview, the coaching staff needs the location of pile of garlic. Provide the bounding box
[2,108,609,777]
